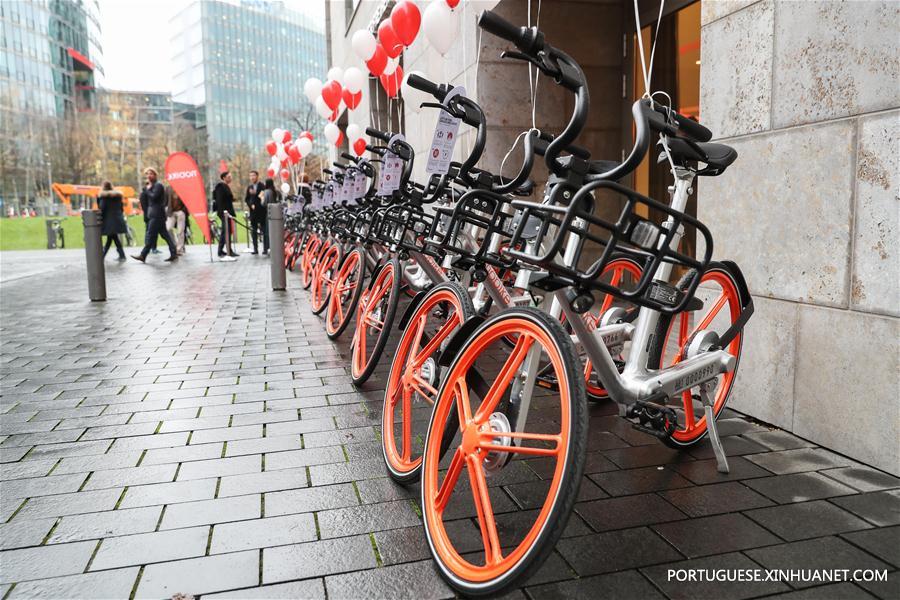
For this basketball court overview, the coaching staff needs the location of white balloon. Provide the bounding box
[327,67,344,85]
[383,56,399,76]
[346,123,362,142]
[401,70,432,114]
[324,122,341,145]
[423,1,458,56]
[344,67,366,94]
[315,96,332,119]
[351,29,377,61]
[271,128,284,142]
[297,137,313,156]
[276,145,288,161]
[303,78,322,103]
[280,182,290,194]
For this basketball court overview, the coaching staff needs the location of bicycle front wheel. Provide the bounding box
[326,247,366,339]
[421,308,587,596]
[350,257,401,386]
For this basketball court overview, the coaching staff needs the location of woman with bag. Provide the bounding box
[98,181,127,260]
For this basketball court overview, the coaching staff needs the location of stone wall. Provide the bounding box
[698,0,899,474]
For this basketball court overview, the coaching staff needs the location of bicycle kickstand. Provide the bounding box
[698,381,729,474]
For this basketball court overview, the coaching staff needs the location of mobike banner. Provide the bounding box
[165,152,211,243]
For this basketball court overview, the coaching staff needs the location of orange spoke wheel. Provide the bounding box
[382,282,474,483]
[652,264,744,448]
[325,247,366,339]
[310,241,342,316]
[300,234,322,289]
[350,258,401,386]
[421,308,587,595]
[581,257,644,400]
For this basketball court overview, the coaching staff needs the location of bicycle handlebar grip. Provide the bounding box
[365,127,391,142]
[340,152,357,162]
[478,10,526,47]
[674,113,713,142]
[406,73,441,99]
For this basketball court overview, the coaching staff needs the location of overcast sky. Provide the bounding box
[97,0,326,93]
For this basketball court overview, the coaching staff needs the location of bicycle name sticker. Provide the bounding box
[426,85,466,175]
[378,151,403,195]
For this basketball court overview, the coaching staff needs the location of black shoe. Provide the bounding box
[117,255,126,261]
[250,251,259,255]
[218,252,227,257]
[228,253,239,258]
[131,255,145,263]
[164,255,178,262]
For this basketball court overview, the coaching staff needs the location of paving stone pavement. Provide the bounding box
[1,249,898,599]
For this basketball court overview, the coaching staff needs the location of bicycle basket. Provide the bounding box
[425,189,518,271]
[376,203,436,254]
[504,180,713,314]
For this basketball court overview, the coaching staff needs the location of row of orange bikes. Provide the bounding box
[282,11,753,596]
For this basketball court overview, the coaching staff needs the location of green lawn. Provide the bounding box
[0,215,223,251]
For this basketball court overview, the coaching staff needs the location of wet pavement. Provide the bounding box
[0,248,898,599]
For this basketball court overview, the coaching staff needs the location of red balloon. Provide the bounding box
[380,65,403,98]
[321,79,342,110]
[282,130,292,143]
[353,138,367,157]
[365,44,388,76]
[342,89,363,110]
[378,20,403,58]
[287,145,302,164]
[265,141,277,156]
[299,131,313,141]
[391,1,421,47]
[266,167,276,178]
[281,158,289,168]
[446,0,460,7]
[329,106,340,122]
[280,168,290,181]
[335,131,345,147]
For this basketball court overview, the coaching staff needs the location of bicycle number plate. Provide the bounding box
[378,151,403,195]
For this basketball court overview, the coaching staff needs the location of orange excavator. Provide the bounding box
[51,183,140,216]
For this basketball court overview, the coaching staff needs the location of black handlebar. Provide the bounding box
[406,74,449,103]
[478,10,544,54]
[365,127,391,143]
[674,113,712,142]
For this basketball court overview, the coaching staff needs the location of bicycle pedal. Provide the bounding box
[626,398,678,438]
[535,372,559,391]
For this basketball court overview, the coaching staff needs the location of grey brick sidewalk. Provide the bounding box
[0,249,897,599]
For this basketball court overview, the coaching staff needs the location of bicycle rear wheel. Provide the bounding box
[383,281,474,483]
[310,241,342,315]
[421,308,587,596]
[300,234,321,289]
[651,263,744,448]
[350,257,401,386]
[326,247,366,339]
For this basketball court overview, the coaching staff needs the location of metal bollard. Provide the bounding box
[82,209,107,301]
[268,203,286,291]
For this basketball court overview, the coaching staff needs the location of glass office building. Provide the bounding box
[0,0,103,212]
[170,0,326,176]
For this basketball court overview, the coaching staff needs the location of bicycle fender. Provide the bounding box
[716,260,754,348]
[397,288,430,330]
[437,315,486,367]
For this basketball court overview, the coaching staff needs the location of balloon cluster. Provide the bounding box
[265,129,314,194]
[351,0,461,98]
[299,1,463,152]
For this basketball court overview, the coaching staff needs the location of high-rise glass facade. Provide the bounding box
[170,0,326,175]
[0,0,103,212]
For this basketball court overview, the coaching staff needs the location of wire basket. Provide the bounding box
[504,180,713,314]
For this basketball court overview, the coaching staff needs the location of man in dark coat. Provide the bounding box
[215,171,238,260]
[132,168,177,262]
[98,181,127,260]
[245,170,266,254]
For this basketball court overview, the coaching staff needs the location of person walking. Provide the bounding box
[245,170,265,255]
[139,176,159,254]
[166,186,188,255]
[260,177,281,255]
[132,167,177,263]
[214,171,238,260]
[98,181,127,260]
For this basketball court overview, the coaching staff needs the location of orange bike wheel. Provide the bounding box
[350,258,400,386]
[382,282,474,483]
[325,247,366,339]
[582,257,643,399]
[310,241,342,315]
[421,308,586,595]
[655,265,743,447]
[300,234,321,289]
